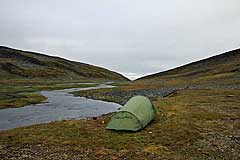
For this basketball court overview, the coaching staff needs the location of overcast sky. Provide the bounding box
[1,1,240,79]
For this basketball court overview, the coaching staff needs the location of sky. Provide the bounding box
[1,0,240,80]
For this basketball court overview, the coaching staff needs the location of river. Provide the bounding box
[0,83,121,131]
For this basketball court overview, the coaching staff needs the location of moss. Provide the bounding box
[1,89,239,159]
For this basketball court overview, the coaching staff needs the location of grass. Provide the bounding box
[0,46,129,108]
[135,49,240,90]
[0,82,99,109]
[32,83,98,91]
[1,89,239,159]
[0,46,239,159]
[0,92,47,109]
[0,46,129,82]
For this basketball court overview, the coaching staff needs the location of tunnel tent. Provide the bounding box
[106,96,156,131]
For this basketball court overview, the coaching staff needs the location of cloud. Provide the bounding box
[1,0,240,79]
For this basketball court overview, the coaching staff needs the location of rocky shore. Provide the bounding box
[72,83,240,105]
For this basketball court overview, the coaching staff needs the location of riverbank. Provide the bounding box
[0,84,120,131]
[71,83,240,105]
[1,85,239,159]
[0,82,99,109]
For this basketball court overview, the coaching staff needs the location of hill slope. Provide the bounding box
[0,46,128,82]
[137,48,240,86]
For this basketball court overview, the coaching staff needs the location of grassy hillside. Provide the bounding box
[0,46,128,109]
[137,48,240,87]
[1,46,239,159]
[0,46,128,83]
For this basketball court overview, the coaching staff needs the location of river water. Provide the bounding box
[0,84,121,131]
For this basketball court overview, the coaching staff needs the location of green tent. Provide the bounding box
[106,96,156,131]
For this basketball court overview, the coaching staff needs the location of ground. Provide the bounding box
[0,84,239,159]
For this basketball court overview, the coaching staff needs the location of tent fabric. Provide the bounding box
[106,96,155,131]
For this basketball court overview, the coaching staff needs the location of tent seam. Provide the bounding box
[121,111,144,129]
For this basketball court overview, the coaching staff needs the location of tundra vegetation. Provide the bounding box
[0,46,128,109]
[0,82,99,109]
[0,87,239,159]
[0,47,239,159]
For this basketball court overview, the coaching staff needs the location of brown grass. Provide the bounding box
[1,89,239,159]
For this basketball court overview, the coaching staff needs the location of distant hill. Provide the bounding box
[137,48,240,86]
[0,46,128,82]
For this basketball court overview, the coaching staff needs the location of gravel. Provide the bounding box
[82,84,240,105]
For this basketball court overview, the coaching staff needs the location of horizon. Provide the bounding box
[1,1,240,80]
